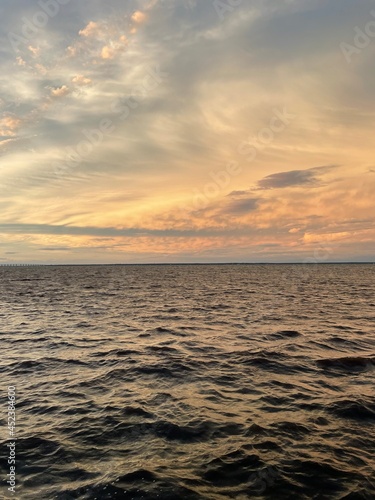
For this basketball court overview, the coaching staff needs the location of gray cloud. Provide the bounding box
[38,246,75,251]
[224,197,259,215]
[227,190,249,197]
[257,166,336,190]
[0,223,238,238]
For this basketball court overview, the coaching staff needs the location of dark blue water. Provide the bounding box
[1,264,374,499]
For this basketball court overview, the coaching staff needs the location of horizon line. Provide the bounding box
[0,261,374,266]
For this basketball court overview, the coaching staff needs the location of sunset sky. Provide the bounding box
[0,0,374,264]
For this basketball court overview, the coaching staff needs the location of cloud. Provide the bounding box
[101,45,116,60]
[28,45,40,57]
[227,190,249,197]
[257,166,336,190]
[0,223,222,238]
[39,247,72,251]
[0,116,21,137]
[35,64,48,75]
[0,138,17,149]
[71,75,92,86]
[100,37,128,59]
[50,85,70,98]
[79,21,101,38]
[131,11,146,24]
[224,197,259,215]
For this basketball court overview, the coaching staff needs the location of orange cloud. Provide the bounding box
[72,74,92,86]
[131,11,146,24]
[16,57,26,66]
[50,85,70,97]
[101,45,116,60]
[100,36,128,60]
[79,21,101,38]
[0,116,22,136]
[28,45,40,57]
[303,232,352,244]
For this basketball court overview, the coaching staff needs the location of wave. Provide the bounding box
[317,355,375,373]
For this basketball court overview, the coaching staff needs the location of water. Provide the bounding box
[1,264,374,499]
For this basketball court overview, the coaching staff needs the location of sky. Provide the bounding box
[0,0,374,264]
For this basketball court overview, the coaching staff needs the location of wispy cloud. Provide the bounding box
[0,223,231,238]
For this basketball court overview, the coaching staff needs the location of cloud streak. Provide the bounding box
[0,223,238,238]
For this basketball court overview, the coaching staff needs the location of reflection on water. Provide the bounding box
[0,264,374,499]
